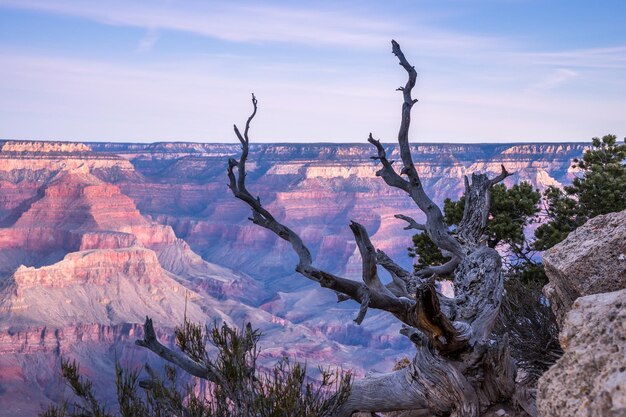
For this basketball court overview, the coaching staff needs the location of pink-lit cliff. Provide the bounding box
[0,140,584,414]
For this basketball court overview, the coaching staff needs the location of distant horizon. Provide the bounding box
[1,1,624,143]
[0,137,593,146]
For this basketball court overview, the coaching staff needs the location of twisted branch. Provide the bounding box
[489,164,513,186]
[376,249,412,297]
[366,40,463,262]
[228,94,413,325]
[394,214,427,231]
[457,166,514,248]
[368,134,409,192]
[415,256,462,279]
[135,317,221,383]
[226,94,468,354]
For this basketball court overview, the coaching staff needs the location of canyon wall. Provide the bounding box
[87,141,584,276]
[0,140,585,414]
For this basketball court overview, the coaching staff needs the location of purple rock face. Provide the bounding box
[0,140,584,415]
[88,142,584,277]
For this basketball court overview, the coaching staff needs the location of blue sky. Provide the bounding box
[0,1,624,143]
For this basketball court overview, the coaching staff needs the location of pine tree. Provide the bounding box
[534,134,626,250]
[409,181,542,282]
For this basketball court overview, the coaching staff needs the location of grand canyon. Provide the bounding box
[0,140,585,415]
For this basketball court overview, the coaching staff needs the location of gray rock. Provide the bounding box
[537,289,626,417]
[543,209,626,325]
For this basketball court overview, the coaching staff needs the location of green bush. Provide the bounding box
[42,321,351,417]
[534,134,626,250]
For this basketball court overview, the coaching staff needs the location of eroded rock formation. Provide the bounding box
[538,209,626,417]
[0,139,587,414]
[543,209,626,325]
[537,289,626,417]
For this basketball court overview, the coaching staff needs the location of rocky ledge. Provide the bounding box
[543,209,626,325]
[537,289,626,417]
[538,210,626,417]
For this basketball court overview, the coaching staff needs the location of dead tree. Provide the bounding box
[138,40,536,416]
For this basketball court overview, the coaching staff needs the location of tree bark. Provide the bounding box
[221,40,529,417]
[138,40,533,417]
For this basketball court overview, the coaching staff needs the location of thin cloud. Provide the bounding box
[511,46,626,69]
[0,0,511,52]
[0,0,389,48]
[0,51,623,143]
[137,28,159,52]
[0,1,623,142]
[531,68,578,90]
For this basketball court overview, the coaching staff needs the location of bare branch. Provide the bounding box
[365,40,463,259]
[228,95,416,325]
[296,264,412,319]
[386,280,410,299]
[218,44,518,416]
[233,93,258,195]
[367,134,409,192]
[390,39,418,182]
[376,249,412,297]
[415,256,461,279]
[394,214,427,231]
[390,39,424,192]
[375,250,411,280]
[349,221,395,297]
[489,164,513,186]
[354,286,371,325]
[135,317,219,382]
[228,95,313,269]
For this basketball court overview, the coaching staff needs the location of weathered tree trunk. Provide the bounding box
[137,40,536,417]
[340,246,518,417]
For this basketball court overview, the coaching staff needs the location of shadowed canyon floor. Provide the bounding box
[0,140,585,415]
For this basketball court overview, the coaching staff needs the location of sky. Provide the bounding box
[0,1,625,143]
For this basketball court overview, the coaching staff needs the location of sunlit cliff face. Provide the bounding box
[0,140,585,415]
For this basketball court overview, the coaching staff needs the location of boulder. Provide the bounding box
[543,209,626,325]
[537,289,626,417]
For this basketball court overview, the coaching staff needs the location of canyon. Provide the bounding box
[0,140,585,415]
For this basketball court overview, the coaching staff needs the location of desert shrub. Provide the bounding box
[41,321,351,417]
[495,275,562,385]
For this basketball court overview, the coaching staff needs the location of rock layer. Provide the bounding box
[0,140,588,415]
[93,141,585,280]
